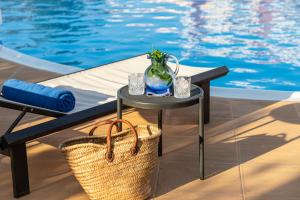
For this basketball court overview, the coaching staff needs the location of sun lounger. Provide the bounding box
[0,54,228,198]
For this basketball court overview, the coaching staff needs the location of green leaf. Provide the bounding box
[147,49,168,63]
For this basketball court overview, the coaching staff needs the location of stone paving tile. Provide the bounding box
[162,135,238,166]
[164,105,199,125]
[232,100,300,120]
[235,116,300,165]
[0,107,24,134]
[12,67,59,83]
[231,99,274,118]
[155,161,243,200]
[211,97,233,119]
[0,59,58,83]
[241,163,300,200]
[0,61,21,84]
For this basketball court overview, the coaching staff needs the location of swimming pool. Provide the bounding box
[1,0,300,91]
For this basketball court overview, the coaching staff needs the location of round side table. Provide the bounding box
[117,84,205,180]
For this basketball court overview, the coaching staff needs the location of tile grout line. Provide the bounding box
[230,100,246,200]
[152,159,161,199]
[236,139,246,200]
[234,126,246,200]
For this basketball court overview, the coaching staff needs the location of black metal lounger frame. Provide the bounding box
[0,56,228,198]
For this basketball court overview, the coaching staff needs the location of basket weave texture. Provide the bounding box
[59,119,161,200]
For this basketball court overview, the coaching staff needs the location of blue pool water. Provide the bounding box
[1,0,300,91]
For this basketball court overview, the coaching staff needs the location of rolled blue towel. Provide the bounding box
[1,79,76,112]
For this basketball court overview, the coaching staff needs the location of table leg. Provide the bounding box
[199,97,205,180]
[158,110,163,157]
[117,97,123,131]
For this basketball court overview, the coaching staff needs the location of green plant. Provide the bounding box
[147,49,169,63]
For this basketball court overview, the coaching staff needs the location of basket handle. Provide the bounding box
[89,120,114,136]
[105,119,138,162]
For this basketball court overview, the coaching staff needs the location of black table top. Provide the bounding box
[117,84,203,109]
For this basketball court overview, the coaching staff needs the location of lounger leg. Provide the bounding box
[200,81,210,124]
[158,110,163,157]
[199,97,205,180]
[117,97,123,131]
[9,143,30,198]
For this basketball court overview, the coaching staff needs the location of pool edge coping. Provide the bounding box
[1,45,299,102]
[0,45,81,74]
[211,87,300,102]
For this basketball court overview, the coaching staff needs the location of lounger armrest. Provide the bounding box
[2,101,117,147]
[191,66,229,85]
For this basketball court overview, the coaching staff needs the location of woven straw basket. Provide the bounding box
[59,119,161,200]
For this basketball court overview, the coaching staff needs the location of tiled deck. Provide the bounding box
[1,60,300,200]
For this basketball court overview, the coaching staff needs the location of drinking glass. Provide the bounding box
[128,73,145,95]
[174,76,191,98]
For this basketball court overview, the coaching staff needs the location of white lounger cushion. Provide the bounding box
[41,55,212,113]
